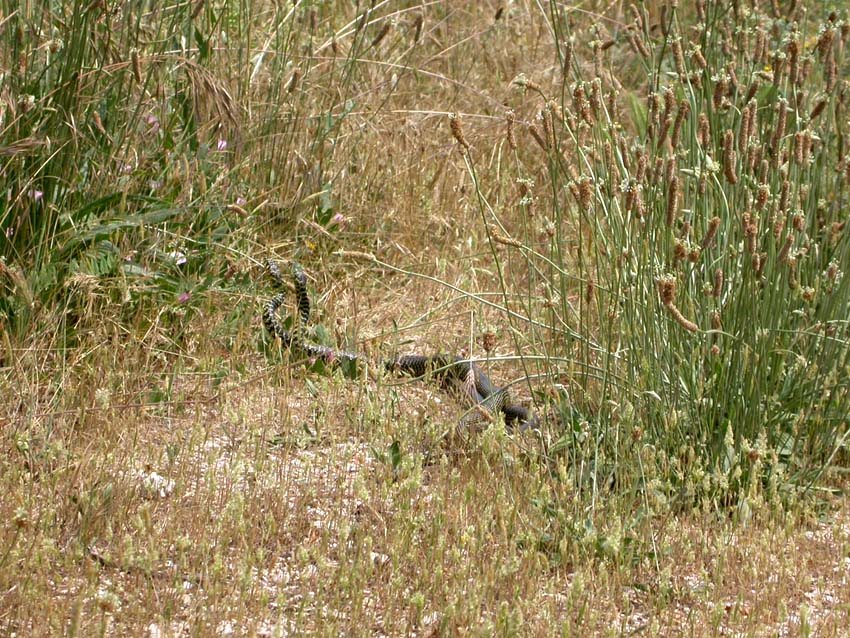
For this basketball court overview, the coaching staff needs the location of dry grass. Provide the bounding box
[3,370,849,636]
[2,1,850,636]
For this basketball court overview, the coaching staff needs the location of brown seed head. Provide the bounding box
[827,261,839,280]
[92,111,106,136]
[787,256,798,289]
[627,27,651,58]
[713,76,729,110]
[723,129,738,184]
[449,113,469,151]
[673,239,687,264]
[712,269,724,298]
[505,110,517,151]
[697,112,711,148]
[692,46,708,70]
[370,22,391,49]
[287,68,302,93]
[787,38,799,85]
[778,233,794,263]
[657,277,677,306]
[528,125,547,151]
[666,174,679,228]
[817,27,835,59]
[701,216,721,250]
[491,226,523,248]
[794,131,805,164]
[745,220,758,254]
[711,310,722,330]
[666,302,699,332]
[412,14,423,42]
[779,180,790,214]
[772,99,787,161]
[672,38,686,77]
[809,98,828,121]
[671,100,690,150]
[131,48,142,84]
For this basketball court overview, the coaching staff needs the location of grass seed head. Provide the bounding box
[131,48,142,83]
[701,216,721,250]
[779,233,794,263]
[449,113,470,151]
[712,269,724,298]
[505,109,517,151]
[755,183,769,210]
[672,38,686,77]
[697,112,711,148]
[666,173,679,228]
[723,130,738,184]
[809,98,828,121]
[370,22,391,49]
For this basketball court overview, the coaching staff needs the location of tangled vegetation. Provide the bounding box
[2,1,849,635]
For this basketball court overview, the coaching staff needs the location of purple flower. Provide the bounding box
[217,139,227,151]
[177,292,191,304]
[146,115,160,135]
[236,197,247,206]
[29,190,43,201]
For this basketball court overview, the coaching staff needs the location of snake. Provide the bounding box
[262,259,537,430]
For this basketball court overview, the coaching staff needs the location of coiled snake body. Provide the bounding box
[263,260,537,430]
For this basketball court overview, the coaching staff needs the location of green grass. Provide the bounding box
[2,1,850,635]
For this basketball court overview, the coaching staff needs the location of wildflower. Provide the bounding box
[177,292,191,304]
[217,139,228,151]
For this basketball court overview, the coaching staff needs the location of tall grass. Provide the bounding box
[0,1,374,346]
[487,2,850,515]
[3,2,850,635]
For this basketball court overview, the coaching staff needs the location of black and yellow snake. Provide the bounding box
[262,259,537,430]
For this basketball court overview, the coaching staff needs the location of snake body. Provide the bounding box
[262,260,536,430]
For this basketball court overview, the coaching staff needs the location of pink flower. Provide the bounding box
[236,197,246,206]
[29,190,43,201]
[217,139,227,151]
[177,292,191,304]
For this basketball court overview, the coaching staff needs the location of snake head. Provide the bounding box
[290,262,307,286]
